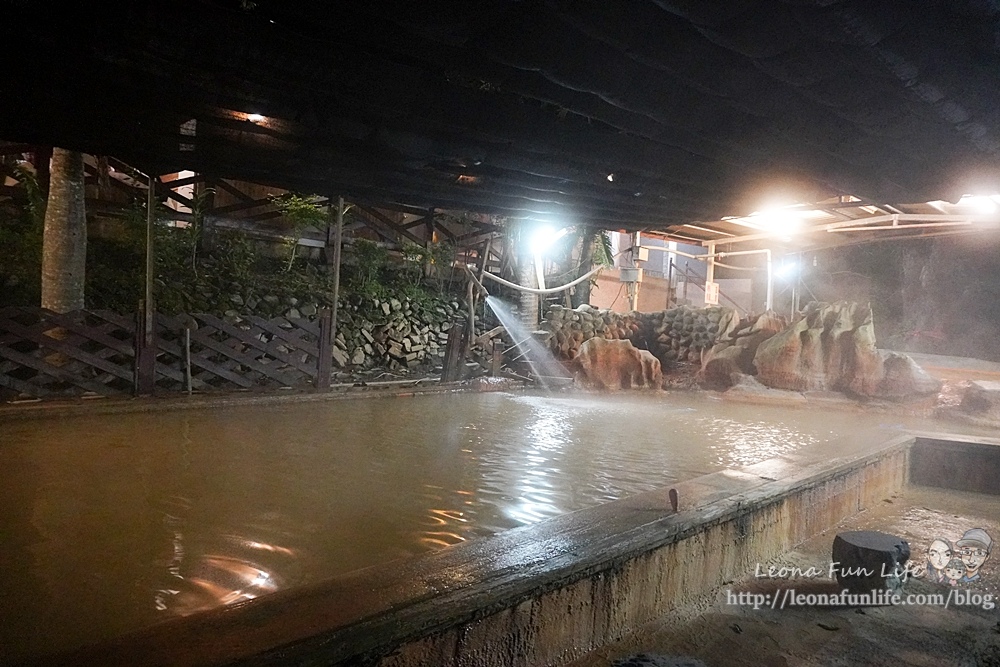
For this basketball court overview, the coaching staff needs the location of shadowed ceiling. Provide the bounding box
[4,0,1000,231]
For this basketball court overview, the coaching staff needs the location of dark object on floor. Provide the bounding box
[612,655,707,667]
[832,530,910,595]
[669,487,679,512]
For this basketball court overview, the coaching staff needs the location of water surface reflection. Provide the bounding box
[0,391,965,662]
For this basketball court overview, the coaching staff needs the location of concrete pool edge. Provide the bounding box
[41,433,924,667]
[0,379,529,422]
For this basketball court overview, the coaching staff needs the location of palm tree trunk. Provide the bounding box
[518,257,538,330]
[571,234,596,308]
[41,148,86,312]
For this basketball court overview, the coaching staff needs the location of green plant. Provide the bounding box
[350,238,389,295]
[0,162,46,306]
[592,230,614,267]
[398,239,455,290]
[269,193,327,272]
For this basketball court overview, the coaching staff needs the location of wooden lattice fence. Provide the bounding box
[0,307,137,399]
[152,313,325,392]
[0,307,332,402]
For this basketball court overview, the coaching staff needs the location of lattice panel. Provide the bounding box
[0,307,136,400]
[152,313,322,392]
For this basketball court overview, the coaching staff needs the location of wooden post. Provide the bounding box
[145,175,156,327]
[490,338,503,377]
[441,321,466,382]
[316,308,333,391]
[465,277,476,356]
[134,300,156,395]
[330,197,344,345]
[184,328,192,395]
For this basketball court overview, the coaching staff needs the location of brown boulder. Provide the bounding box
[572,337,662,391]
[752,301,939,399]
[698,310,787,389]
[959,380,1000,421]
[877,352,939,399]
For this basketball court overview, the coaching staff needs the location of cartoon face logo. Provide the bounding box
[943,558,966,584]
[926,538,952,572]
[955,528,992,582]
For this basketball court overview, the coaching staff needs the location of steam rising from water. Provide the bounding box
[1,391,987,661]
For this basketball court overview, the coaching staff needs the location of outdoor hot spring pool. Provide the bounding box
[0,391,947,661]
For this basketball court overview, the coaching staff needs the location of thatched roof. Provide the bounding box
[4,1,1000,231]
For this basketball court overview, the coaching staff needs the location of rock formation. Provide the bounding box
[539,303,738,367]
[959,380,1000,422]
[643,305,739,364]
[540,304,642,360]
[571,338,663,391]
[698,310,787,388]
[752,301,938,399]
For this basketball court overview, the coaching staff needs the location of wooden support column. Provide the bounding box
[316,308,333,391]
[330,197,344,344]
[490,338,503,377]
[134,174,157,395]
[134,300,156,395]
[441,321,467,382]
[465,277,476,358]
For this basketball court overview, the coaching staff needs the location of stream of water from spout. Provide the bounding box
[485,296,569,389]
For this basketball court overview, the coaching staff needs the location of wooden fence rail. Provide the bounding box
[0,307,332,402]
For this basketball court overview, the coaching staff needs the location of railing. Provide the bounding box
[669,261,748,315]
[0,306,333,402]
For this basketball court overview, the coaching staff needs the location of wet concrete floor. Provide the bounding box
[572,485,1000,667]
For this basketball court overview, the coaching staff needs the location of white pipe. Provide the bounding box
[828,221,973,232]
[704,243,716,306]
[765,249,773,310]
[481,265,605,294]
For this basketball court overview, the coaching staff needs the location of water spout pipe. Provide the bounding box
[464,265,490,297]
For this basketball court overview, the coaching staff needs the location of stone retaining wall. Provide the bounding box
[330,295,479,371]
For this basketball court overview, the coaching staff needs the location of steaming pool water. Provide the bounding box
[0,391,951,661]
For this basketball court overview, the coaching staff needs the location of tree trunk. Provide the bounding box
[571,234,596,308]
[41,148,87,312]
[518,257,539,330]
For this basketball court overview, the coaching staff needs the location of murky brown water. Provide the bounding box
[0,391,977,661]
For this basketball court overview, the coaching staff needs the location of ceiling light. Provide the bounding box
[529,225,568,256]
[748,205,806,237]
[607,173,615,182]
[958,194,998,214]
[246,113,266,123]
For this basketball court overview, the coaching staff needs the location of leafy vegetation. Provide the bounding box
[0,185,467,316]
[0,163,45,305]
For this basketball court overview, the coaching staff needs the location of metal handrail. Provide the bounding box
[669,261,748,314]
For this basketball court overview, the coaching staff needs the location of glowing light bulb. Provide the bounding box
[959,194,998,214]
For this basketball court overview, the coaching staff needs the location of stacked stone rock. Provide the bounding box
[316,295,478,370]
[541,304,642,359]
[540,303,737,365]
[643,305,738,364]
